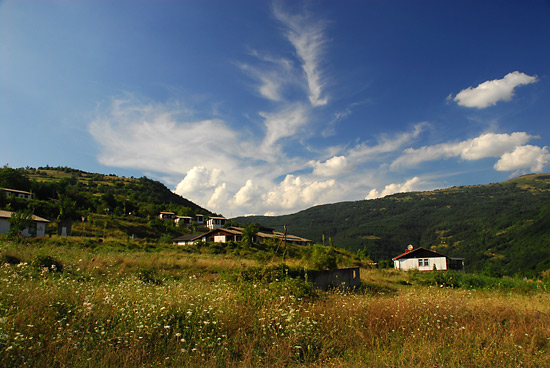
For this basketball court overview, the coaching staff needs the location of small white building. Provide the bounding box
[175,216,192,226]
[392,246,464,271]
[1,188,32,199]
[0,210,49,237]
[206,216,226,230]
[172,233,203,245]
[159,211,175,221]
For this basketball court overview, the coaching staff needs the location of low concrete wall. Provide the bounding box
[306,267,361,290]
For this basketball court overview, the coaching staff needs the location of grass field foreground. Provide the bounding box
[1,238,550,367]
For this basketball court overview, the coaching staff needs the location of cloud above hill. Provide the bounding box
[390,132,536,170]
[86,3,546,218]
[451,71,538,109]
[494,145,550,173]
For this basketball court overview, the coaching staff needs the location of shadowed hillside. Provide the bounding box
[235,174,550,277]
[1,166,215,239]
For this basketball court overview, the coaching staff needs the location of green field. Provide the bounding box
[1,237,549,367]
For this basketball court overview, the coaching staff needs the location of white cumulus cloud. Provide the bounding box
[460,132,533,160]
[312,155,351,176]
[494,145,550,173]
[207,183,229,211]
[175,166,222,195]
[390,132,535,170]
[452,71,538,109]
[366,177,422,200]
[264,175,336,210]
[233,179,261,206]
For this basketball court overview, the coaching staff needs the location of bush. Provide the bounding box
[0,253,21,265]
[31,255,63,273]
[137,268,163,285]
[309,244,338,270]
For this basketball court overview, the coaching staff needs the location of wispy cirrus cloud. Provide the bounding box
[260,103,310,150]
[237,51,294,102]
[273,4,328,107]
[451,71,538,109]
[89,97,243,175]
[87,5,547,218]
[348,122,428,163]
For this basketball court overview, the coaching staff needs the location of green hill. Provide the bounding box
[234,174,550,277]
[0,166,214,239]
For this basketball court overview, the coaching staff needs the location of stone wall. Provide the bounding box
[306,267,361,290]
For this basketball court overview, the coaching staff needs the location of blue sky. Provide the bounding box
[1,1,549,217]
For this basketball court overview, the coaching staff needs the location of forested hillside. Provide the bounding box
[235,174,550,277]
[0,166,214,239]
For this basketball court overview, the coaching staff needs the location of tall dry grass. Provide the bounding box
[1,239,549,367]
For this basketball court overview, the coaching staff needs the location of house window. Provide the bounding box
[418,258,429,267]
[28,222,37,236]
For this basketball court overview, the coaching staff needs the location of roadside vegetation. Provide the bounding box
[2,237,550,367]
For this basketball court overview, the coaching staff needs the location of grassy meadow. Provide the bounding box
[1,237,550,367]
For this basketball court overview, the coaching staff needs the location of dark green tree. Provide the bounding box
[0,166,31,191]
[241,223,260,248]
[8,210,33,238]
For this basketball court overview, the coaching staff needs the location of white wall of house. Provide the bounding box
[0,218,9,234]
[175,217,192,225]
[2,189,32,199]
[214,235,227,243]
[207,218,226,230]
[394,256,447,271]
[0,219,47,237]
[175,240,196,246]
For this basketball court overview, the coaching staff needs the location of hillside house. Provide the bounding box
[175,216,192,226]
[1,188,32,199]
[392,246,464,271]
[159,211,176,221]
[206,216,227,230]
[172,226,311,246]
[0,210,49,237]
[195,214,205,225]
[254,228,312,246]
[172,233,203,245]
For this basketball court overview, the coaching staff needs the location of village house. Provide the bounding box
[0,210,50,237]
[171,233,203,245]
[392,246,464,271]
[206,216,227,230]
[172,226,312,246]
[1,188,33,199]
[174,216,192,226]
[158,211,176,221]
[158,212,210,227]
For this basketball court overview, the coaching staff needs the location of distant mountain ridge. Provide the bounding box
[234,174,550,276]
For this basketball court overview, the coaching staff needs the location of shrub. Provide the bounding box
[137,267,163,284]
[31,255,63,273]
[0,253,21,265]
[309,244,338,270]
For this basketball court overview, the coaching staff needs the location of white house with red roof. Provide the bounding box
[392,246,464,271]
